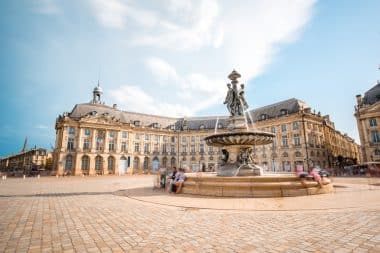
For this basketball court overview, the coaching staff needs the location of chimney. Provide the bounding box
[356,94,362,105]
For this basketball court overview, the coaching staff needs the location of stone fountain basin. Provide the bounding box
[204,131,275,146]
[182,173,334,197]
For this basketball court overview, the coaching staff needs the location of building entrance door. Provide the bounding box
[119,157,127,175]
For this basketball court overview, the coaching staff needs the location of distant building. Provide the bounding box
[53,84,360,176]
[355,80,380,163]
[0,147,51,176]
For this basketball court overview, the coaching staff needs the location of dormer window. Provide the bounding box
[170,125,175,130]
[280,109,288,116]
[260,114,267,120]
[134,121,141,127]
[152,123,160,128]
[199,124,205,130]
[218,123,223,129]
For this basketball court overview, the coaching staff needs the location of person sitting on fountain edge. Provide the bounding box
[174,168,186,194]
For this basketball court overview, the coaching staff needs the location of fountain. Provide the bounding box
[182,70,334,197]
[205,70,274,176]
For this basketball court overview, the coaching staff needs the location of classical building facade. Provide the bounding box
[53,85,360,175]
[355,81,380,163]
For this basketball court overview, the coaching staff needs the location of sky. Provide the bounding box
[0,0,379,157]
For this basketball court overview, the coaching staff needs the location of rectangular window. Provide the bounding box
[67,138,74,151]
[145,134,150,141]
[121,141,127,152]
[271,126,276,133]
[162,144,167,153]
[200,144,205,153]
[135,133,140,140]
[134,143,140,152]
[182,145,187,153]
[154,143,159,152]
[281,124,287,132]
[154,135,159,142]
[208,146,213,152]
[144,143,150,153]
[170,144,175,153]
[182,136,186,143]
[109,131,115,137]
[282,136,288,147]
[109,139,115,151]
[84,128,91,136]
[171,136,176,143]
[293,122,299,130]
[163,136,168,142]
[369,118,378,127]
[191,136,195,142]
[69,127,75,135]
[96,137,104,151]
[294,134,301,146]
[191,145,195,153]
[372,131,380,143]
[83,139,90,151]
[122,131,128,138]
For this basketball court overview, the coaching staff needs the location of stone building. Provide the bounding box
[0,147,50,176]
[53,85,360,175]
[355,80,380,163]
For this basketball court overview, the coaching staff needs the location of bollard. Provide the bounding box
[56,174,59,178]
[23,175,26,180]
[37,174,40,179]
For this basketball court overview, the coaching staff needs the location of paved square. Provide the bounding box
[0,176,379,253]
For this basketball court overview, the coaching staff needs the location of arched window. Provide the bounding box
[295,151,302,157]
[283,152,289,157]
[65,155,73,171]
[81,156,90,174]
[143,157,149,171]
[107,156,115,174]
[95,156,103,174]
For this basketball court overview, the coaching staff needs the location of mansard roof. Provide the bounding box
[248,98,308,122]
[363,81,380,105]
[69,103,178,128]
[67,98,308,129]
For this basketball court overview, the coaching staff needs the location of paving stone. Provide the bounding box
[0,176,379,253]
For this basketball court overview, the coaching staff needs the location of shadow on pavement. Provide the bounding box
[0,191,114,198]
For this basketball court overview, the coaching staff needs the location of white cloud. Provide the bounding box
[109,57,226,117]
[109,85,195,117]
[97,0,316,116]
[145,57,179,86]
[90,0,128,29]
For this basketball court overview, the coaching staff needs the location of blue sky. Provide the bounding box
[0,0,379,157]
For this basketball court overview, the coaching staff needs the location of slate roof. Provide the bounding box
[363,81,380,105]
[248,98,308,122]
[67,98,308,129]
[69,103,178,128]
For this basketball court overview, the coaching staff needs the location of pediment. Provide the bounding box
[360,102,380,114]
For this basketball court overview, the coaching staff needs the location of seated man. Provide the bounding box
[167,167,177,193]
[174,168,186,193]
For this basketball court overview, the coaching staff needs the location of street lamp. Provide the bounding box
[301,106,309,171]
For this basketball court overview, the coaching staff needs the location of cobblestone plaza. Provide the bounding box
[0,176,379,253]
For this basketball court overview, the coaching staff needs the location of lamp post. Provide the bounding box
[301,106,309,171]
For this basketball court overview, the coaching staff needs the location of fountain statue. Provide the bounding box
[205,70,274,176]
